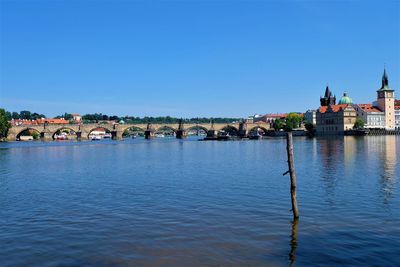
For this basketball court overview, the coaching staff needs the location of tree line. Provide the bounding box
[80,113,242,124]
[3,110,242,124]
[5,110,46,120]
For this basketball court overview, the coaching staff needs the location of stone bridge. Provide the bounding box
[7,121,271,141]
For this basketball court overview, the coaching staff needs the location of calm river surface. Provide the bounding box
[0,136,399,266]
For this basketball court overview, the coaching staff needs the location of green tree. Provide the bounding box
[285,112,302,131]
[11,112,19,119]
[273,119,284,131]
[0,108,12,140]
[31,112,45,120]
[5,111,12,120]
[19,110,32,120]
[31,131,40,140]
[64,113,73,120]
[354,118,365,129]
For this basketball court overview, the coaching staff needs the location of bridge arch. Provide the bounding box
[87,126,113,139]
[16,127,41,141]
[52,127,78,140]
[155,125,177,133]
[121,126,146,138]
[248,126,269,135]
[219,125,239,136]
[186,125,209,136]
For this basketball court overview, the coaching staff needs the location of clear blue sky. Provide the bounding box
[1,0,399,118]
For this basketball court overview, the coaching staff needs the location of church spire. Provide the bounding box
[324,85,331,97]
[381,68,389,89]
[378,67,393,92]
[320,85,336,106]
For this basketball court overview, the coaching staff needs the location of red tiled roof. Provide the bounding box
[36,118,69,124]
[319,104,348,113]
[395,99,400,109]
[357,104,382,113]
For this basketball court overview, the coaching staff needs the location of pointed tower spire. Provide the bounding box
[324,85,330,97]
[381,67,389,89]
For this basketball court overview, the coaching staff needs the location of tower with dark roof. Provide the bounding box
[377,68,395,129]
[320,86,336,106]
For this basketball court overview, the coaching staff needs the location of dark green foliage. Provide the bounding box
[0,108,12,139]
[7,109,241,125]
[273,119,284,131]
[19,110,31,120]
[285,113,302,131]
[5,111,12,120]
[9,110,46,120]
[31,131,39,140]
[81,114,241,124]
[354,118,365,129]
[12,112,19,119]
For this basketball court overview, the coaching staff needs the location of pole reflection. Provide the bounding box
[289,219,299,267]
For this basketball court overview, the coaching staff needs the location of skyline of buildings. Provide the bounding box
[313,69,399,134]
[6,68,400,136]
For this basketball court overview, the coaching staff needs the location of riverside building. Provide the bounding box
[354,69,396,130]
[316,69,397,134]
[316,89,357,135]
[316,104,357,135]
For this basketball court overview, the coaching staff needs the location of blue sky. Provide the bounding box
[1,0,399,118]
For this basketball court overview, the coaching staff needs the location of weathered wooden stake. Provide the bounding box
[283,131,299,219]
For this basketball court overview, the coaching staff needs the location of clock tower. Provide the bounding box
[377,68,395,129]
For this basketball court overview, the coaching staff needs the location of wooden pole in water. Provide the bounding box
[283,131,299,219]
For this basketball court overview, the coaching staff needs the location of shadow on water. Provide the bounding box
[289,219,299,267]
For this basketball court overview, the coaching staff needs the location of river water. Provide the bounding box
[0,136,399,266]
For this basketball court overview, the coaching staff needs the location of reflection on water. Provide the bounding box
[289,219,298,267]
[378,136,397,204]
[0,136,399,266]
[317,137,343,199]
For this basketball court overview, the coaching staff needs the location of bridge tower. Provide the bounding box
[76,124,84,141]
[40,123,53,141]
[238,120,248,138]
[206,119,218,139]
[145,123,155,139]
[111,124,123,140]
[176,119,186,139]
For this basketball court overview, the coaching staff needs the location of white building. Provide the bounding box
[353,104,385,129]
[72,114,82,122]
[304,110,316,125]
[395,104,400,130]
